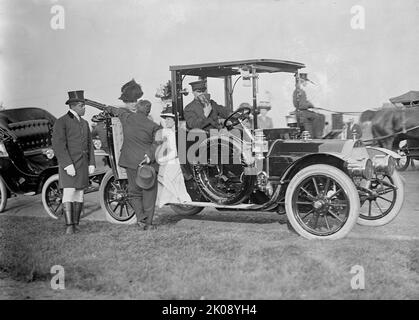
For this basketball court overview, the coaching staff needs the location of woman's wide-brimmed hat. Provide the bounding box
[257,105,271,111]
[119,79,144,103]
[66,90,85,105]
[135,164,156,190]
[160,106,175,118]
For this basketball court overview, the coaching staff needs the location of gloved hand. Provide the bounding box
[64,164,76,177]
[144,154,151,164]
[88,165,95,175]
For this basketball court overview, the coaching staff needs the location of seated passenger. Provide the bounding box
[155,107,191,207]
[183,80,231,130]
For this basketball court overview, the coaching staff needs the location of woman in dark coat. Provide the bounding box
[52,91,95,234]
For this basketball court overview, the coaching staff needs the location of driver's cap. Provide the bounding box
[189,80,207,92]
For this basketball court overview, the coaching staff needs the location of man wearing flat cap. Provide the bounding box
[183,80,231,130]
[52,90,96,235]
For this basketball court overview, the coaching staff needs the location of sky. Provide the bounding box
[1,0,418,127]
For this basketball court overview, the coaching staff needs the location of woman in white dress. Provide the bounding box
[155,107,191,208]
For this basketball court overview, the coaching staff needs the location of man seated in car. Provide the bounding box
[183,80,231,130]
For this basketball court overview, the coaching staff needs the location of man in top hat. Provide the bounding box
[257,104,273,129]
[52,90,96,234]
[100,99,162,230]
[183,79,231,130]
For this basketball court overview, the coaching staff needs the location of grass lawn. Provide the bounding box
[0,214,418,299]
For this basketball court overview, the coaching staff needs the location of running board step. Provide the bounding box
[168,201,259,210]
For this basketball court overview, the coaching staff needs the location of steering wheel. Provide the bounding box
[223,107,252,129]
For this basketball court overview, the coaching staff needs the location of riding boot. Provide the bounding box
[63,202,75,235]
[73,202,83,232]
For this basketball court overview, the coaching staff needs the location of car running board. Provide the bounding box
[168,201,259,210]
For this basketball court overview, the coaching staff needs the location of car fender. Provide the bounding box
[366,146,401,160]
[279,152,348,183]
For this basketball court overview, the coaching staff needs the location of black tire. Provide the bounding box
[0,175,8,213]
[170,204,204,216]
[192,135,255,205]
[285,164,360,240]
[358,171,405,226]
[42,174,62,219]
[99,170,136,224]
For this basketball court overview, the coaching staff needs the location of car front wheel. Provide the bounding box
[285,164,360,240]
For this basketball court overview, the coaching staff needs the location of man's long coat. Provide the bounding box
[52,111,95,189]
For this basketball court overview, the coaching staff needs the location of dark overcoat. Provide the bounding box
[184,99,231,130]
[107,106,161,172]
[52,111,95,189]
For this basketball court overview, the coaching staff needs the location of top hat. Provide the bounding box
[160,106,175,118]
[66,90,85,105]
[135,164,156,189]
[119,79,144,103]
[189,80,207,92]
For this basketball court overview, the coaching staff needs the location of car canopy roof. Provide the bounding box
[0,107,56,125]
[170,59,305,77]
[389,91,419,104]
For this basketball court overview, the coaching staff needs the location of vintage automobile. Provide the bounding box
[87,59,405,240]
[0,107,110,218]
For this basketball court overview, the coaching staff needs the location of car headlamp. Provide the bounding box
[347,158,374,180]
[372,155,395,176]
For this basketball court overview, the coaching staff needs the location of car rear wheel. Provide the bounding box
[42,174,62,219]
[99,170,136,224]
[0,175,8,213]
[357,171,405,226]
[285,164,360,240]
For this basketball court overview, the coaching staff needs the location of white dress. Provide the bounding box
[156,128,191,207]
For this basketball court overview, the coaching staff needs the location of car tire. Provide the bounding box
[42,174,63,219]
[0,175,8,213]
[170,204,204,216]
[285,164,360,240]
[99,170,136,224]
[357,171,405,226]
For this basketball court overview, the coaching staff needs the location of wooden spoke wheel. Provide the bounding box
[99,170,136,224]
[285,164,360,240]
[357,171,405,226]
